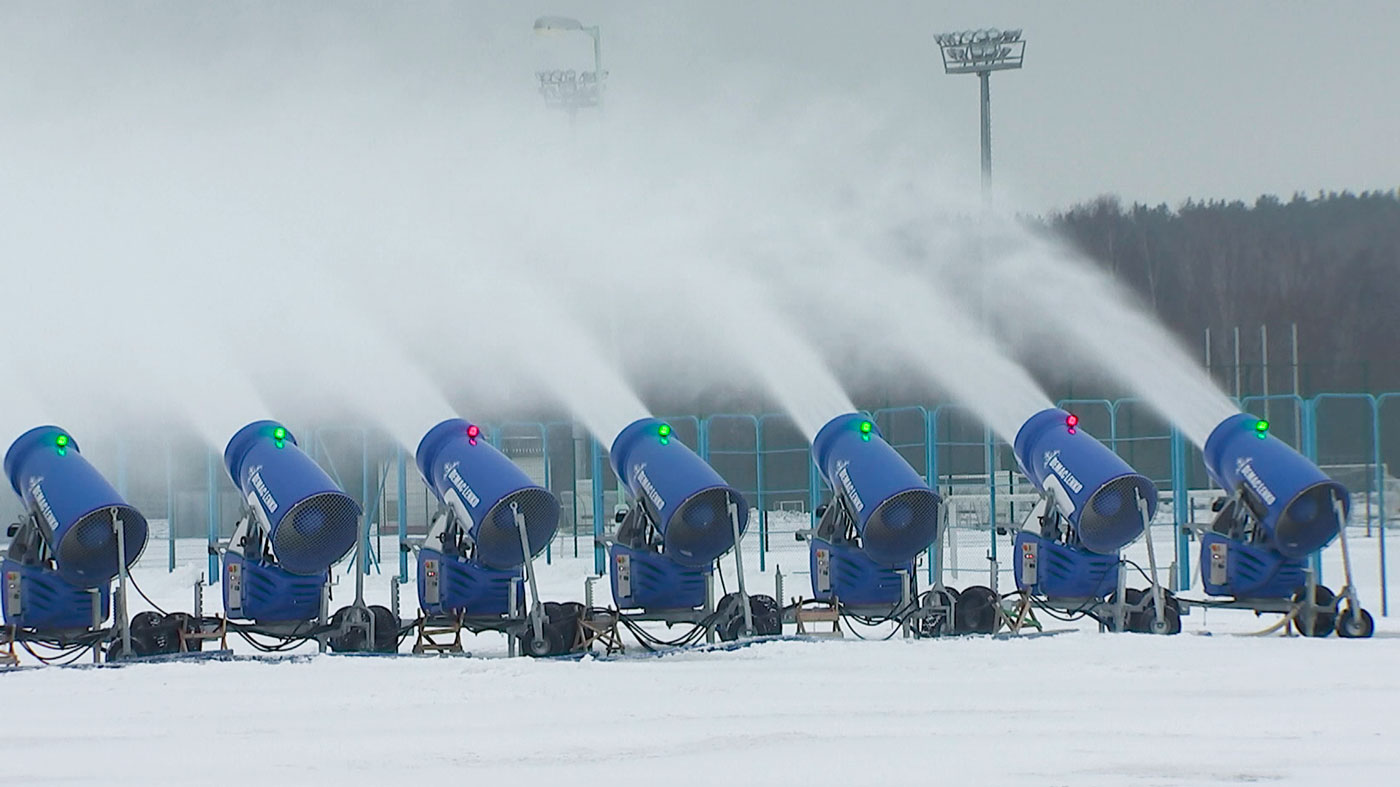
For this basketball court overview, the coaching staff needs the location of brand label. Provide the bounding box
[28,476,59,531]
[835,460,864,513]
[1044,451,1084,495]
[633,463,665,510]
[247,465,278,514]
[443,462,481,508]
[1235,458,1277,506]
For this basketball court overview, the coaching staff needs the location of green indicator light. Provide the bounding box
[859,420,873,441]
[1255,419,1269,439]
[658,424,672,437]
[55,434,69,448]
[273,427,287,440]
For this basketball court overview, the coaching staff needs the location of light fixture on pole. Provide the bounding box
[533,16,606,120]
[935,28,1025,205]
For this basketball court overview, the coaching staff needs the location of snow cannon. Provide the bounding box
[3,426,146,631]
[413,418,577,656]
[1008,408,1175,632]
[1193,413,1372,636]
[808,414,942,606]
[607,418,777,641]
[221,420,360,623]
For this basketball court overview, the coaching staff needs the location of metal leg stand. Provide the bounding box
[112,507,132,656]
[1140,494,1168,634]
[514,502,548,654]
[728,498,753,638]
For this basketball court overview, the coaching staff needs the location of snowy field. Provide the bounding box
[3,527,1398,786]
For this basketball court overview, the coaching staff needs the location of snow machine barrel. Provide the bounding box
[1202,413,1346,558]
[610,417,749,567]
[416,418,559,570]
[4,425,147,587]
[223,420,359,576]
[811,413,941,565]
[1013,408,1157,554]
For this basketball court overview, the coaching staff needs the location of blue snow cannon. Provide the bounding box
[415,418,560,617]
[1011,408,1157,600]
[221,420,360,622]
[2,426,143,629]
[608,418,750,611]
[808,413,941,606]
[1196,414,1373,637]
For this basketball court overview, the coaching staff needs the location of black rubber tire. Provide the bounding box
[1138,599,1182,635]
[1121,588,1147,632]
[1335,606,1375,639]
[1293,585,1337,637]
[369,605,399,653]
[953,585,999,634]
[748,595,783,636]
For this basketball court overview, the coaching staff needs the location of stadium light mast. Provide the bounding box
[533,15,606,121]
[935,28,1026,205]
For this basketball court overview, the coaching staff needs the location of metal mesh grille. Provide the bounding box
[54,505,148,587]
[271,492,359,576]
[1274,481,1346,558]
[862,488,941,565]
[665,487,744,567]
[475,487,561,570]
[1079,475,1152,554]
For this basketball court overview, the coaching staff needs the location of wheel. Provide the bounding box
[519,627,561,657]
[369,606,399,653]
[1335,606,1375,639]
[748,595,783,636]
[1138,599,1182,635]
[1120,588,1146,632]
[1292,585,1337,637]
[953,585,999,634]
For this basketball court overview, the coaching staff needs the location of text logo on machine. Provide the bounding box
[632,463,666,511]
[1235,457,1277,506]
[246,465,279,513]
[1044,451,1084,495]
[835,460,864,513]
[443,462,481,508]
[27,476,59,531]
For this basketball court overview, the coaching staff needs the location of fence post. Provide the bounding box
[206,450,219,585]
[1170,426,1190,591]
[397,446,408,584]
[591,436,605,575]
[756,416,766,573]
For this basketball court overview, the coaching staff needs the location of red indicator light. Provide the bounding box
[1065,413,1079,434]
[466,424,480,439]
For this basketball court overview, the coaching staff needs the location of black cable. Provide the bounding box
[126,575,168,616]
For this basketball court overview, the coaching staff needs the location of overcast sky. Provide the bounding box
[3,1,1397,215]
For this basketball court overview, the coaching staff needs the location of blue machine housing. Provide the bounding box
[4,426,148,588]
[224,420,360,576]
[810,414,942,566]
[809,538,913,606]
[1013,408,1158,555]
[1202,413,1347,559]
[1199,532,1308,598]
[223,552,326,624]
[609,544,710,610]
[1,560,111,629]
[416,419,559,570]
[610,418,749,568]
[1012,531,1122,598]
[417,548,524,616]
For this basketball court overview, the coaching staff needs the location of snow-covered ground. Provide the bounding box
[4,525,1398,785]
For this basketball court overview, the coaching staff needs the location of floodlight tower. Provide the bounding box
[533,15,606,121]
[935,28,1025,205]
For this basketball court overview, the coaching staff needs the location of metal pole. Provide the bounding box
[166,438,175,573]
[979,70,992,206]
[1204,327,1211,382]
[729,496,753,637]
[589,27,604,110]
[1233,325,1242,400]
[397,448,408,583]
[113,507,131,656]
[590,436,605,575]
[985,426,998,592]
[1291,322,1302,441]
[1261,324,1270,420]
[207,451,219,585]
